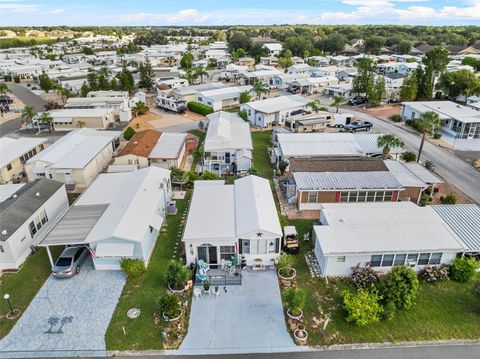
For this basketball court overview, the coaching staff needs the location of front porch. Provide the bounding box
[194,266,242,286]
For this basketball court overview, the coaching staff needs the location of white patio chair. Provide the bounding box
[193,287,202,300]
[214,287,220,299]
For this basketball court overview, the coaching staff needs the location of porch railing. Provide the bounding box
[193,264,242,286]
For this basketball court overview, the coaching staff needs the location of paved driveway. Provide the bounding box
[178,270,298,355]
[0,258,125,358]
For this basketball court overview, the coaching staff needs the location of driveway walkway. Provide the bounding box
[177,270,298,355]
[0,259,125,358]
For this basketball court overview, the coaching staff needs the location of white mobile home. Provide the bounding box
[313,202,464,277]
[48,108,115,131]
[197,85,253,111]
[183,176,282,268]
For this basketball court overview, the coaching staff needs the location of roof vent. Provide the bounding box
[1,230,6,235]
[12,194,17,198]
[35,192,40,197]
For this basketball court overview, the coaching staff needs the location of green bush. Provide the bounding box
[123,127,137,141]
[282,287,307,316]
[238,109,248,122]
[343,289,383,326]
[159,292,181,318]
[13,76,20,83]
[165,260,189,289]
[450,257,479,283]
[120,258,146,278]
[187,101,214,116]
[3,74,12,82]
[433,132,442,139]
[381,266,419,310]
[440,193,457,205]
[277,252,295,271]
[389,114,402,122]
[401,151,417,162]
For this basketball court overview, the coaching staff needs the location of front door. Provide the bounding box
[225,152,231,164]
[197,244,218,265]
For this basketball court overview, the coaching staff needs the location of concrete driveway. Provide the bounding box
[0,258,125,358]
[178,270,298,355]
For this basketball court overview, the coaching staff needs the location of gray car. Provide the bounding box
[52,246,89,278]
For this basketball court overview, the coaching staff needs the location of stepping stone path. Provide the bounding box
[304,252,321,277]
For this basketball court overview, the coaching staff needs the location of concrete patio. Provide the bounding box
[0,258,125,358]
[177,269,299,355]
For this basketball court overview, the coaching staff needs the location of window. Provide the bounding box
[366,191,375,202]
[268,239,279,253]
[0,245,3,253]
[375,191,385,202]
[429,252,442,265]
[340,192,349,202]
[28,210,48,237]
[6,163,12,171]
[394,254,406,266]
[381,254,394,267]
[29,221,37,237]
[337,256,346,262]
[418,253,430,265]
[308,192,318,203]
[384,191,393,201]
[370,255,382,267]
[241,239,250,254]
[220,245,236,260]
[407,253,418,265]
[357,191,366,202]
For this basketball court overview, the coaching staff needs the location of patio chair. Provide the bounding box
[214,286,220,299]
[193,287,202,300]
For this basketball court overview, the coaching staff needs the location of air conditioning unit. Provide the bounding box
[407,261,416,267]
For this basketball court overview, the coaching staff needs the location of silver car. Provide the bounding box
[52,246,89,278]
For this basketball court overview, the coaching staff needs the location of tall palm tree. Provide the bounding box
[21,105,36,131]
[195,67,209,84]
[181,69,198,85]
[252,80,267,99]
[416,111,440,162]
[38,112,53,133]
[56,86,70,105]
[377,134,404,159]
[307,99,321,113]
[330,96,347,113]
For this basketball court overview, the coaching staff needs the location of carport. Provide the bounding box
[39,204,109,266]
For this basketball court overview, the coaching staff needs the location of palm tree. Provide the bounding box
[416,111,440,162]
[424,160,435,171]
[307,99,321,113]
[377,134,404,159]
[195,67,209,84]
[330,96,347,113]
[21,105,36,131]
[252,80,267,99]
[181,69,198,85]
[38,112,53,133]
[56,86,70,105]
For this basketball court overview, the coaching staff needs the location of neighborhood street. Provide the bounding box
[344,108,480,204]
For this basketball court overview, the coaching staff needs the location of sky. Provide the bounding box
[0,0,480,26]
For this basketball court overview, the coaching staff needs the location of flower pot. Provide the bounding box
[168,284,186,294]
[294,328,308,342]
[278,267,296,280]
[162,308,183,322]
[287,308,303,320]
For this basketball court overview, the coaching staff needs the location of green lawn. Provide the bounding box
[0,246,62,339]
[286,219,480,345]
[252,130,274,180]
[105,194,191,350]
[0,37,58,49]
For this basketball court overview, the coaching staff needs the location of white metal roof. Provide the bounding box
[294,171,403,191]
[27,129,120,169]
[384,160,427,188]
[402,162,442,184]
[205,111,253,152]
[0,136,47,168]
[198,85,252,101]
[149,132,186,159]
[402,101,480,123]
[49,108,112,119]
[314,202,464,255]
[243,95,310,114]
[183,175,282,241]
[277,133,365,157]
[432,204,480,252]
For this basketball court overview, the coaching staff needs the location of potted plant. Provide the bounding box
[283,287,306,320]
[294,323,308,342]
[277,253,296,280]
[160,293,183,322]
[165,260,189,293]
[203,280,210,294]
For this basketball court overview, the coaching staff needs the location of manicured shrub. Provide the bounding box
[277,252,295,271]
[433,132,442,139]
[165,259,189,290]
[238,109,248,121]
[351,265,379,290]
[13,75,20,83]
[381,266,419,310]
[248,167,258,175]
[450,257,480,283]
[389,114,402,122]
[159,293,181,318]
[124,127,136,141]
[420,265,449,282]
[120,258,146,278]
[343,289,383,326]
[401,151,417,162]
[440,193,457,205]
[283,287,307,317]
[187,101,214,116]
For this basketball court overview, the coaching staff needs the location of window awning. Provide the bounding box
[95,242,134,258]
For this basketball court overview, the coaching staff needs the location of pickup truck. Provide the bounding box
[344,121,373,132]
[348,96,368,106]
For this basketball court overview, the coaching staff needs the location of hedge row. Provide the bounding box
[187,101,214,116]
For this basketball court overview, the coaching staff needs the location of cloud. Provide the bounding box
[50,9,64,14]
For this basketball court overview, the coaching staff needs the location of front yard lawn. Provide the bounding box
[286,219,480,345]
[0,246,62,339]
[105,194,191,350]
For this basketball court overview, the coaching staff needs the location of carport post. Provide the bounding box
[46,246,54,267]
